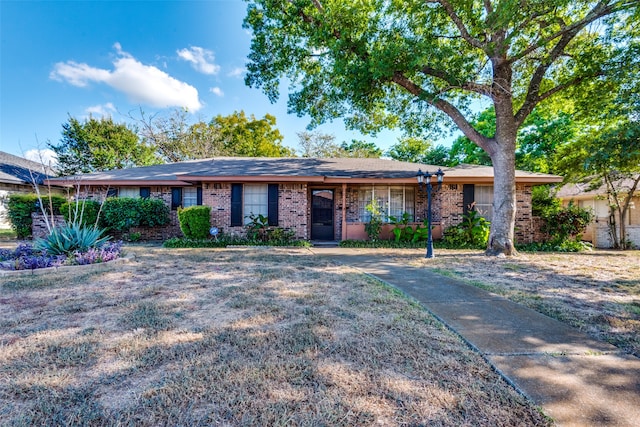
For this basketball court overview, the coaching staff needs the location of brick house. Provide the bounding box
[47,157,561,242]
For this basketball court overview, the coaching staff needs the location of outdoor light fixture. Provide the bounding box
[416,168,445,258]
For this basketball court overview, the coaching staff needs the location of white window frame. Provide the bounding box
[243,184,268,224]
[474,185,493,220]
[355,185,415,222]
[183,187,198,208]
[118,187,140,198]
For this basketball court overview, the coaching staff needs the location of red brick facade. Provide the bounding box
[34,182,541,243]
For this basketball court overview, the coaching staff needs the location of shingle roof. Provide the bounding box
[0,151,53,185]
[557,176,640,199]
[48,157,562,185]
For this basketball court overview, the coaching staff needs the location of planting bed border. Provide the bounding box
[0,254,134,278]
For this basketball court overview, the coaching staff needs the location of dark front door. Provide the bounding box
[311,189,334,240]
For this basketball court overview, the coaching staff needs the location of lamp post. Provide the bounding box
[417,168,445,258]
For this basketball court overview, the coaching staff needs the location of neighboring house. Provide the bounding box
[47,157,561,242]
[0,151,57,229]
[557,177,640,248]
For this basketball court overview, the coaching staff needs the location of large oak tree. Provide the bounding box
[243,0,639,255]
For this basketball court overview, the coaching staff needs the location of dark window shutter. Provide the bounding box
[196,187,203,205]
[268,184,279,226]
[231,184,243,226]
[106,188,118,198]
[463,184,475,215]
[171,187,182,210]
[140,187,151,198]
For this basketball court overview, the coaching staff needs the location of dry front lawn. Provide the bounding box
[408,249,640,356]
[0,246,549,426]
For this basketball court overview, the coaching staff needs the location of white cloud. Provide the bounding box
[85,102,116,117]
[210,87,224,97]
[50,45,202,111]
[177,46,220,75]
[24,149,58,167]
[228,67,246,78]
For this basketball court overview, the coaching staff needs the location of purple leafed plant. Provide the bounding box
[0,241,123,270]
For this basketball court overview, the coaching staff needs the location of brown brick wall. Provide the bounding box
[55,182,546,243]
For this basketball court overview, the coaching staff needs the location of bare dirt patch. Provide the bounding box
[401,248,640,356]
[0,246,550,426]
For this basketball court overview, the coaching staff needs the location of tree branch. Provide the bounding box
[429,0,485,50]
[420,66,494,97]
[391,71,492,152]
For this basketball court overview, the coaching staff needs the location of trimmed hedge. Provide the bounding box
[100,197,170,232]
[177,206,211,239]
[7,194,66,238]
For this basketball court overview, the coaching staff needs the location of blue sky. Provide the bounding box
[1,0,411,162]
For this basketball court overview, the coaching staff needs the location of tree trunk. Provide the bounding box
[486,142,518,256]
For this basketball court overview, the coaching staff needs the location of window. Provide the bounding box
[183,187,198,208]
[118,187,139,198]
[474,185,493,220]
[244,184,268,223]
[170,187,202,210]
[355,186,415,222]
[230,184,279,226]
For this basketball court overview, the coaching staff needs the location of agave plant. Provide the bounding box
[35,223,110,256]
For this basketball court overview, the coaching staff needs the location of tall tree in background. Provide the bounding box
[386,137,434,163]
[50,116,158,176]
[212,111,294,157]
[137,109,294,160]
[340,140,382,158]
[244,0,639,255]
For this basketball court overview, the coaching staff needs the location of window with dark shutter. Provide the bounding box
[463,184,475,215]
[106,188,118,198]
[196,187,202,205]
[140,187,151,198]
[171,187,182,210]
[267,184,279,226]
[230,184,243,226]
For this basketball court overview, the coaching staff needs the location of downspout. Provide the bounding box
[342,183,347,241]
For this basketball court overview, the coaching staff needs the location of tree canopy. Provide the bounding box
[244,0,640,255]
[50,116,158,176]
[137,109,294,161]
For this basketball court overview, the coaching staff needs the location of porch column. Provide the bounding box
[342,183,347,241]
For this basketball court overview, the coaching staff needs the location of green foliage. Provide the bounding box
[7,193,66,238]
[137,108,294,161]
[517,240,593,253]
[61,200,101,228]
[388,212,430,243]
[163,233,310,248]
[386,137,434,163]
[245,213,298,244]
[442,209,491,249]
[531,185,561,217]
[138,198,170,227]
[339,239,426,249]
[100,198,142,232]
[100,197,170,233]
[35,223,110,256]
[541,202,593,244]
[339,140,382,158]
[364,199,384,241]
[50,115,159,175]
[177,206,211,240]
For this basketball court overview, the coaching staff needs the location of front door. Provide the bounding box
[311,189,334,240]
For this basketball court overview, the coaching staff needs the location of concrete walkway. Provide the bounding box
[310,247,640,427]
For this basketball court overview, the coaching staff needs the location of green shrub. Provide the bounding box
[99,197,169,233]
[364,199,384,241]
[139,198,170,227]
[7,193,66,238]
[61,200,101,228]
[100,198,141,232]
[35,223,110,256]
[442,209,490,249]
[541,201,593,243]
[178,206,211,239]
[245,213,270,241]
[339,239,426,248]
[163,234,311,248]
